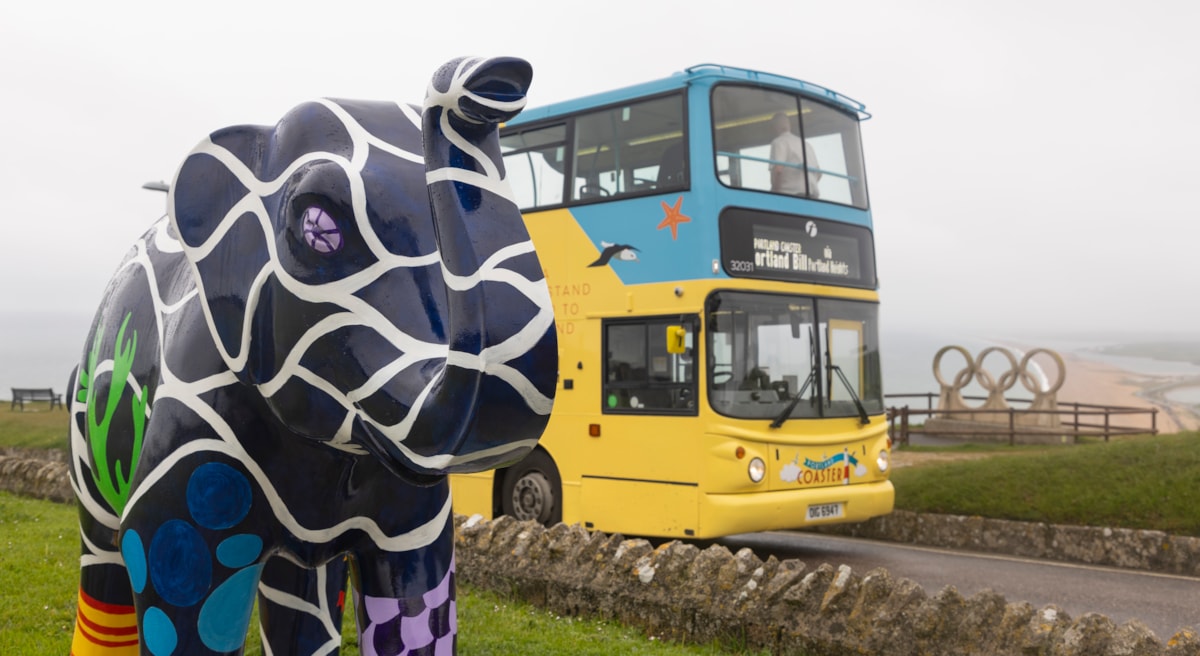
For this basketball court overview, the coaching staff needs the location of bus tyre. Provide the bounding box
[500,450,562,526]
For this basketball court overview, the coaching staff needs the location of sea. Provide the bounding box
[2,310,95,398]
[883,328,1200,416]
[4,309,1199,409]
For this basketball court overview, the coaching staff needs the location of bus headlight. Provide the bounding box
[877,449,890,473]
[748,457,765,483]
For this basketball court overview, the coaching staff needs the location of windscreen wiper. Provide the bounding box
[769,368,814,429]
[829,364,870,426]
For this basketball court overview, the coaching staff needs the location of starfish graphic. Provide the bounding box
[656,195,691,240]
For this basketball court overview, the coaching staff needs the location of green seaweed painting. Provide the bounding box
[76,312,150,515]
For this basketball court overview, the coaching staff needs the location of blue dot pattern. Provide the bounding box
[143,606,178,656]
[148,519,212,607]
[187,462,252,530]
[122,529,147,594]
[137,464,270,652]
[216,534,263,569]
[198,564,264,652]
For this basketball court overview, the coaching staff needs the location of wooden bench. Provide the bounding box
[10,388,64,411]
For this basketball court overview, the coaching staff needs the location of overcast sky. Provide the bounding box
[3,0,1198,345]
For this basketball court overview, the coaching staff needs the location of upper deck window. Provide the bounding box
[712,86,868,208]
[501,124,567,210]
[571,94,687,201]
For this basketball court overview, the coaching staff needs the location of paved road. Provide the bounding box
[717,531,1200,641]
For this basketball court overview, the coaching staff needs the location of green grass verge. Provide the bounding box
[0,492,78,654]
[456,588,768,655]
[891,432,1200,535]
[0,404,69,451]
[0,493,768,655]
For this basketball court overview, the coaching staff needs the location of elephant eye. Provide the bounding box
[301,206,343,255]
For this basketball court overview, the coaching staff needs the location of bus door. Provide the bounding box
[582,315,700,536]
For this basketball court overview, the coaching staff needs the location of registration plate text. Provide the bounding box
[806,502,844,521]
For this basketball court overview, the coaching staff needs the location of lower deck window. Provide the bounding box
[603,317,698,414]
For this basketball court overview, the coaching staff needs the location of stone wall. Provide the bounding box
[0,450,71,503]
[455,514,1200,656]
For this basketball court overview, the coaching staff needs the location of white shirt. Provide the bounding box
[770,132,821,197]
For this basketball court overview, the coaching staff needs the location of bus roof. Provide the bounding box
[509,63,871,127]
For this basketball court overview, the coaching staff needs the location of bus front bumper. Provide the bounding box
[696,480,895,539]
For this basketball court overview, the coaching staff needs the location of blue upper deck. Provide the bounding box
[508,64,871,128]
[500,64,876,289]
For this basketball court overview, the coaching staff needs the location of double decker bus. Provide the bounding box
[451,63,893,539]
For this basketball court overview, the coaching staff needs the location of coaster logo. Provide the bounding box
[780,449,868,486]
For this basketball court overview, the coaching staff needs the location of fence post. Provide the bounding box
[1152,408,1158,436]
[1104,409,1111,443]
[1008,407,1015,446]
[901,406,910,446]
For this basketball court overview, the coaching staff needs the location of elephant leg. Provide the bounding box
[351,517,457,656]
[71,462,139,654]
[119,517,264,655]
[257,556,350,655]
[72,562,139,655]
[118,457,268,654]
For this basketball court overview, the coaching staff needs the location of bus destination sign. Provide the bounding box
[719,208,876,289]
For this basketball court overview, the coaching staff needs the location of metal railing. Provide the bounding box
[884,393,1158,446]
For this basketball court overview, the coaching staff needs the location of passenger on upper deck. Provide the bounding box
[769,112,821,197]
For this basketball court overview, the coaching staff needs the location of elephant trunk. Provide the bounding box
[393,56,556,474]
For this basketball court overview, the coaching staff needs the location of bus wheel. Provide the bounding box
[500,450,562,526]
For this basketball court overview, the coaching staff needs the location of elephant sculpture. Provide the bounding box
[67,56,557,655]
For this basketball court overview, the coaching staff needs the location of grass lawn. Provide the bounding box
[890,431,1200,535]
[0,493,768,655]
[0,403,69,451]
[0,492,78,654]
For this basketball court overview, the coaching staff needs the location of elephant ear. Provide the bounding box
[170,124,276,380]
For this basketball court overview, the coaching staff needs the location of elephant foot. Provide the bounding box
[357,558,456,656]
[72,588,139,654]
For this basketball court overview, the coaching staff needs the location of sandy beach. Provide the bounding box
[1046,351,1199,435]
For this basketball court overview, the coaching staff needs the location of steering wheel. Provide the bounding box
[577,184,610,198]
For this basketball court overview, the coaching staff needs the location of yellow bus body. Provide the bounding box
[450,208,894,539]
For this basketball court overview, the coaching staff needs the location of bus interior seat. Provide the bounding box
[771,380,789,400]
[656,142,685,188]
[578,184,608,199]
[739,367,771,391]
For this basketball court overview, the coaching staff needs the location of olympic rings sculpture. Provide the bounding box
[933,346,1065,426]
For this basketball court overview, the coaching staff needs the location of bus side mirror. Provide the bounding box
[666,325,687,354]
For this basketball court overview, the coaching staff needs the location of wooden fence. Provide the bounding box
[884,392,1158,446]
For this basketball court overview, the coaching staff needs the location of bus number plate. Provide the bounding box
[806,503,843,521]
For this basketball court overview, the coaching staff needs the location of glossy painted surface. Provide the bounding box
[69,56,555,655]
